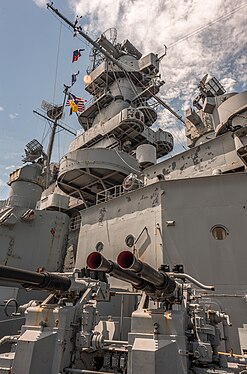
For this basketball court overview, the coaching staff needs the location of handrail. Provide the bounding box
[96,185,124,204]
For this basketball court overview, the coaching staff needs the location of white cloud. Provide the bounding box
[9,113,19,120]
[71,7,244,93]
[33,0,47,8]
[0,106,4,112]
[5,165,16,170]
[220,77,237,92]
[52,0,246,150]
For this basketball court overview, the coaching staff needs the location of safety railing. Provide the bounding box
[96,185,124,204]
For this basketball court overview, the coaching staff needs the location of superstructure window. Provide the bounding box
[96,241,104,252]
[211,225,228,240]
[125,234,135,248]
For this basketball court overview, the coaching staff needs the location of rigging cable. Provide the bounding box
[52,21,62,104]
[122,68,187,150]
[41,120,48,145]
[47,7,88,49]
[107,2,247,133]
[57,127,61,162]
[153,2,247,146]
[48,4,184,128]
[48,2,246,154]
[156,2,247,52]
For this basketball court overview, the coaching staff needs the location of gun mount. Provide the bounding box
[0,260,239,374]
[87,252,184,302]
[0,264,71,292]
[86,251,155,293]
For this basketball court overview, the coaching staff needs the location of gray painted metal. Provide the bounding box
[0,207,69,271]
[1,10,247,373]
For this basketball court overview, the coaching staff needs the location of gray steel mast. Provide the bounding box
[47,2,185,125]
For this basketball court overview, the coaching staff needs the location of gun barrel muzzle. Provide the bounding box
[117,251,176,294]
[86,252,155,293]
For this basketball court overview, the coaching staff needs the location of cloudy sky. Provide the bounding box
[0,0,246,199]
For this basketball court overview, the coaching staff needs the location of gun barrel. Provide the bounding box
[86,252,155,293]
[0,265,71,292]
[117,251,176,294]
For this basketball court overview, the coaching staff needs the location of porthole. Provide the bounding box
[95,241,104,252]
[211,225,229,240]
[125,234,135,248]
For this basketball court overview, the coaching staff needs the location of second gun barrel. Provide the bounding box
[117,251,176,294]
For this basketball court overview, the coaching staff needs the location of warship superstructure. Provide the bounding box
[0,3,247,373]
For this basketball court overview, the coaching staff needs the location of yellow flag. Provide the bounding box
[70,100,78,113]
[72,103,78,112]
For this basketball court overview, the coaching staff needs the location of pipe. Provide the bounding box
[113,291,142,295]
[119,294,124,340]
[167,272,215,291]
[0,335,19,347]
[64,369,112,374]
[104,339,128,345]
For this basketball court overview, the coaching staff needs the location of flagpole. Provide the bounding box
[46,85,70,187]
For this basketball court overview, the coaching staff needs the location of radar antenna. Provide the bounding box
[103,27,117,46]
[47,2,185,124]
[89,28,118,72]
[22,139,46,163]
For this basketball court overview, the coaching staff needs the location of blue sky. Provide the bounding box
[0,1,90,199]
[0,0,246,199]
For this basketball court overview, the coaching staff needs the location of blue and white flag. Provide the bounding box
[71,71,79,86]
